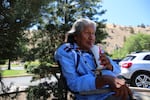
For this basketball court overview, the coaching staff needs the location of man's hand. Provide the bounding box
[96,75,133,100]
[100,53,113,70]
[112,84,133,100]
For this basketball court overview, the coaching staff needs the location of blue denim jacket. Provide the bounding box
[55,43,121,100]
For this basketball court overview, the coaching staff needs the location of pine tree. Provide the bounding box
[27,0,108,63]
[0,0,50,69]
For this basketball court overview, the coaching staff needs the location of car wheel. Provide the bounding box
[131,71,150,88]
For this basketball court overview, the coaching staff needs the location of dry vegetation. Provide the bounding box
[103,24,150,54]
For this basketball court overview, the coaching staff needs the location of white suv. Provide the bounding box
[119,51,150,88]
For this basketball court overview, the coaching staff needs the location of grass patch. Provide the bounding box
[1,70,30,77]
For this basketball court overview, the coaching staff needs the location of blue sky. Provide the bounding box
[101,0,150,26]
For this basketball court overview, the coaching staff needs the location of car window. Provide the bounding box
[143,55,150,60]
[122,55,136,61]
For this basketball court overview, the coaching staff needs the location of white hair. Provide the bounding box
[67,18,97,34]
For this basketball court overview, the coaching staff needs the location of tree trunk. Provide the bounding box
[8,59,11,70]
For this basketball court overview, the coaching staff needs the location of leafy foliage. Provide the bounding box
[0,0,108,99]
[25,61,73,99]
[25,61,54,81]
[124,33,150,52]
[112,33,150,59]
[24,30,64,63]
[26,0,107,63]
[0,0,50,67]
[27,81,57,100]
[25,0,108,99]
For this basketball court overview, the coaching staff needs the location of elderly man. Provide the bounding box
[55,18,133,100]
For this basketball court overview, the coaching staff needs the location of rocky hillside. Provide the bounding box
[103,24,150,54]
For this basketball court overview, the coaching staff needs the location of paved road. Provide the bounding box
[2,75,57,85]
[1,66,58,92]
[1,75,57,93]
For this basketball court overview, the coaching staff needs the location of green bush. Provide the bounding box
[24,60,40,74]
[112,33,150,59]
[27,82,57,100]
[0,60,6,65]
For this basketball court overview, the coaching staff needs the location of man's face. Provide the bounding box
[75,25,96,50]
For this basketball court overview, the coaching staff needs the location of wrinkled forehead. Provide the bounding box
[85,24,96,31]
[82,24,96,32]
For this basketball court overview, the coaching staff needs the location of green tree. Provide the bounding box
[27,0,107,62]
[112,33,150,59]
[123,33,150,53]
[0,0,50,69]
[25,0,108,99]
[50,0,108,43]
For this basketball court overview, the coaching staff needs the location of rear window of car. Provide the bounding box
[122,55,136,61]
[143,55,150,60]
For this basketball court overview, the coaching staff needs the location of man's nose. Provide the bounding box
[88,34,94,39]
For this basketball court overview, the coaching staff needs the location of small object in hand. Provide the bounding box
[90,45,104,70]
